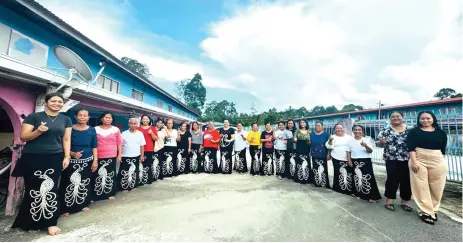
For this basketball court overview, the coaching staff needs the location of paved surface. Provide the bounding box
[1,157,462,242]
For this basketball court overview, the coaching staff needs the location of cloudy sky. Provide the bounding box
[38,0,462,113]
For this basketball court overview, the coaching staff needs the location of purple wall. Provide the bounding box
[0,81,38,216]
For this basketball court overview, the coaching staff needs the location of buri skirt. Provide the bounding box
[11,153,62,231]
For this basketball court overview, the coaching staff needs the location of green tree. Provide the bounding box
[434,88,461,99]
[175,73,207,114]
[201,100,238,124]
[341,104,364,112]
[311,106,326,116]
[325,105,338,114]
[121,57,151,78]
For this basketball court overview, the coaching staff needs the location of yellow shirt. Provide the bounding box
[247,131,262,146]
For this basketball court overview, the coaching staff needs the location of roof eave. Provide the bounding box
[15,0,200,116]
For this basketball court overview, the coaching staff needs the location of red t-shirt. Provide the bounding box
[203,129,220,149]
[137,126,157,152]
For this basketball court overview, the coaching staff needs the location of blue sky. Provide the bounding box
[39,0,462,113]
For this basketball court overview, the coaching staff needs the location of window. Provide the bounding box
[0,25,49,67]
[0,23,11,55]
[131,89,144,102]
[168,105,172,112]
[157,100,163,108]
[96,75,119,93]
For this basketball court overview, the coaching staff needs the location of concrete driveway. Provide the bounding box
[1,156,462,242]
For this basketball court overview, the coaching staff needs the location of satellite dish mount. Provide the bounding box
[52,45,93,92]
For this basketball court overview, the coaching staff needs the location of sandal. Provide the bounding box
[385,204,395,211]
[400,204,413,212]
[419,213,435,225]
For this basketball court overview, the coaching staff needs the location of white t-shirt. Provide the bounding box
[164,129,178,147]
[325,134,352,161]
[274,129,293,150]
[122,130,146,157]
[347,137,373,159]
[234,130,248,151]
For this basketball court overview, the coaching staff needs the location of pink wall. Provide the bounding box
[0,81,38,216]
[71,94,129,114]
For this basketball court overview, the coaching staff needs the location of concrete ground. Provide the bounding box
[1,155,462,242]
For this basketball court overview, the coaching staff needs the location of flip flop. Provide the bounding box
[400,204,413,212]
[419,213,435,225]
[385,204,395,211]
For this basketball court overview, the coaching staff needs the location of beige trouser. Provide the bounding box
[409,148,448,219]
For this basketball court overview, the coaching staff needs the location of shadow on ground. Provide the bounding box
[1,168,461,242]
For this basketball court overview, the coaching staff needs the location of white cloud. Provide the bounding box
[200,0,462,111]
[379,0,463,102]
[38,0,462,113]
[36,0,234,88]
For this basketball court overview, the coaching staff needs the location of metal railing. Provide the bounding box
[245,114,462,182]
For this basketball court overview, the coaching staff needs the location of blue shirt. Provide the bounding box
[71,127,98,159]
[310,131,330,158]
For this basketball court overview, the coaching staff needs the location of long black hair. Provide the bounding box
[191,121,200,131]
[140,114,153,126]
[286,119,295,131]
[417,111,440,129]
[298,119,308,130]
[45,92,64,103]
[98,111,114,125]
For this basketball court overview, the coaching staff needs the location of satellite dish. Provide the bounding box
[52,45,93,92]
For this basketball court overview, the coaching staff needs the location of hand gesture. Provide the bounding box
[38,122,48,133]
[148,129,152,135]
[62,157,70,170]
[91,160,98,172]
[348,160,353,167]
[116,155,122,164]
[329,136,334,141]
[139,156,144,163]
[360,140,366,147]
[188,148,191,153]
[378,137,386,145]
[71,151,83,159]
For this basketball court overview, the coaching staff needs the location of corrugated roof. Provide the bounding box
[14,0,200,116]
[285,97,463,121]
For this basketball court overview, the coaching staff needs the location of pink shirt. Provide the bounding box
[95,126,122,159]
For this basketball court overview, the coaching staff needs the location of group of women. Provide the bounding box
[10,92,449,236]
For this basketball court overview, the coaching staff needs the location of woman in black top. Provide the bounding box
[285,119,297,179]
[11,92,72,236]
[260,123,275,176]
[218,120,235,174]
[408,111,448,225]
[176,122,192,175]
[293,120,311,184]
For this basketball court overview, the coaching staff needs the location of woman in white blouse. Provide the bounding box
[347,125,382,203]
[162,119,178,178]
[326,124,354,196]
[234,122,248,173]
